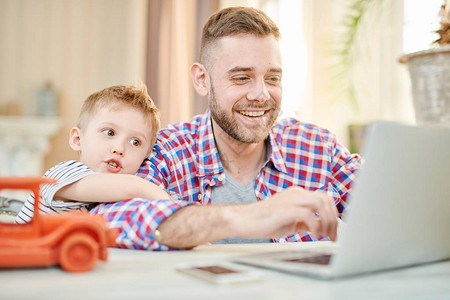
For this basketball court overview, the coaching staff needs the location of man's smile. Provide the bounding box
[238,110,266,117]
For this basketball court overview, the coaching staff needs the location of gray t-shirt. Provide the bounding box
[211,171,272,244]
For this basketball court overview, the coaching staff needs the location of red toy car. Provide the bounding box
[0,177,117,272]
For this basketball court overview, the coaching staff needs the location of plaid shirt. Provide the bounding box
[92,110,361,250]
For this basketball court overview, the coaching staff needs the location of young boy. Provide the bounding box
[16,84,168,223]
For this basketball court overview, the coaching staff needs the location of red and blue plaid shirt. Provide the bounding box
[91,110,361,250]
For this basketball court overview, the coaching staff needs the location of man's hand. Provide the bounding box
[233,186,338,241]
[157,186,338,248]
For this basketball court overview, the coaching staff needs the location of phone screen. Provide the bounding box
[194,265,240,274]
[177,262,263,284]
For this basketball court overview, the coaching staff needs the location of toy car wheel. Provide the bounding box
[59,233,99,272]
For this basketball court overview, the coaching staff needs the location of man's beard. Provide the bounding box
[209,85,280,144]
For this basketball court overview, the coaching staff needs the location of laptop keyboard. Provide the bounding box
[283,254,332,265]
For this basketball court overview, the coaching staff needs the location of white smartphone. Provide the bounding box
[176,261,264,284]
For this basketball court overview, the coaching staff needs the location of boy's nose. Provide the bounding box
[111,143,125,156]
[112,148,124,156]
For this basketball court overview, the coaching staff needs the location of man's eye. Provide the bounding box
[103,129,115,136]
[232,76,250,84]
[130,138,141,147]
[266,76,281,84]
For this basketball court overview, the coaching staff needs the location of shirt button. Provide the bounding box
[197,194,203,201]
[217,174,224,182]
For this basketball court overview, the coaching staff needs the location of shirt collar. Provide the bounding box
[196,110,223,176]
[267,127,288,174]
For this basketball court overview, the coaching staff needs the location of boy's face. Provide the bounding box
[70,103,154,175]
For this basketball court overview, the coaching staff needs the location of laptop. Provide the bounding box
[233,121,450,279]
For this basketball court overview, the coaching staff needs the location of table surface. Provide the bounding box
[1,242,449,300]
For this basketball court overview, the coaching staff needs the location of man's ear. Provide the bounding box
[190,63,209,97]
[69,127,82,152]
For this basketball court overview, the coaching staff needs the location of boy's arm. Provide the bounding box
[55,173,170,202]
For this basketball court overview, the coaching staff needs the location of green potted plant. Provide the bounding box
[332,0,449,153]
[330,0,387,153]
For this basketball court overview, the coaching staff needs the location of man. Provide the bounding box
[91,7,361,250]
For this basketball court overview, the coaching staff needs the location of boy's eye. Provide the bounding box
[130,138,141,147]
[103,129,115,136]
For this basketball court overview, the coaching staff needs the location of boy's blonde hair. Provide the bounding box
[77,84,160,147]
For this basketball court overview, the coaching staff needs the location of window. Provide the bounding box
[403,0,442,54]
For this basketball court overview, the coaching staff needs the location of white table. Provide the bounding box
[1,242,449,300]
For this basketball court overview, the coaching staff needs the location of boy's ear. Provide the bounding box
[69,127,82,152]
[190,63,209,97]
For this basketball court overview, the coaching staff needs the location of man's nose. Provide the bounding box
[247,79,270,102]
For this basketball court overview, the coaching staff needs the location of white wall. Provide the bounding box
[0,0,148,173]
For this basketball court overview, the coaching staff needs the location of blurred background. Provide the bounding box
[0,0,444,176]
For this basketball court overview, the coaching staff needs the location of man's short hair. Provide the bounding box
[77,84,160,147]
[200,6,281,70]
